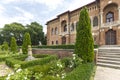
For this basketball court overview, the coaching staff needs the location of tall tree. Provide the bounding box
[74,7,94,63]
[1,22,25,45]
[10,37,17,53]
[22,32,31,54]
[25,22,46,45]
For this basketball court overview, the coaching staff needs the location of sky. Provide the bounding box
[0,0,95,33]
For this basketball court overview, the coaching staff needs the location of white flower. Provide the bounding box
[24,77,27,80]
[57,63,59,66]
[73,56,76,60]
[11,72,14,75]
[60,64,63,68]
[72,54,76,57]
[16,68,22,73]
[8,74,11,77]
[56,74,59,77]
[62,76,65,79]
[6,76,10,80]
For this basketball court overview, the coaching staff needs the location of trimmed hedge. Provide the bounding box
[5,55,58,69]
[64,63,95,80]
[21,55,57,68]
[0,55,8,62]
[34,45,98,49]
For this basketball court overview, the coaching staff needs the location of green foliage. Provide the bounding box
[21,55,57,68]
[41,75,60,80]
[74,7,94,62]
[37,45,75,49]
[0,55,9,62]
[5,55,57,69]
[63,63,95,80]
[0,22,46,46]
[1,22,25,45]
[35,44,98,49]
[10,37,18,53]
[25,22,46,45]
[22,32,31,54]
[2,41,9,51]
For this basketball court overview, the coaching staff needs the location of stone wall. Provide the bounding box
[32,49,98,63]
[32,49,73,58]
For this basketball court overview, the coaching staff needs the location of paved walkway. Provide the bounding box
[0,63,13,77]
[94,66,120,80]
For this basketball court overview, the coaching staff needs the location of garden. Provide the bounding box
[0,7,95,80]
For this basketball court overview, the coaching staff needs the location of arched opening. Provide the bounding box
[61,20,67,32]
[55,27,58,35]
[106,12,114,23]
[61,36,66,44]
[105,29,116,45]
[51,28,54,35]
[103,3,118,23]
[93,16,98,27]
[71,23,74,31]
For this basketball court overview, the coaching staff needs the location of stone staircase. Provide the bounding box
[97,45,120,69]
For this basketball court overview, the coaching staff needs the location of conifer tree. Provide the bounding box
[10,37,17,53]
[22,32,31,54]
[74,7,94,63]
[2,41,9,51]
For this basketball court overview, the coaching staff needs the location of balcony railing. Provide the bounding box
[59,31,69,36]
[101,20,120,28]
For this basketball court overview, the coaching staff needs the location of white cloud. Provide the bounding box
[34,0,64,10]
[1,0,18,4]
[67,0,95,11]
[0,6,34,28]
[14,7,34,20]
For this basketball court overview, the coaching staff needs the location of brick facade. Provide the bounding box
[46,0,120,45]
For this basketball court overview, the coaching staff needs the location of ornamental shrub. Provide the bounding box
[22,32,31,54]
[2,41,9,51]
[10,37,18,53]
[74,7,94,63]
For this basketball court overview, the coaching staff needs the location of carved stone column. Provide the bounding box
[100,12,103,25]
[118,7,120,21]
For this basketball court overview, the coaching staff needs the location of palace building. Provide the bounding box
[46,0,120,45]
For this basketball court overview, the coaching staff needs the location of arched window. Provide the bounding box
[62,36,66,44]
[71,23,74,31]
[56,40,58,45]
[55,27,58,35]
[51,28,54,35]
[64,24,67,32]
[61,20,67,32]
[52,41,54,45]
[106,12,114,23]
[93,16,98,27]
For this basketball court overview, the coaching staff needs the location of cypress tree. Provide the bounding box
[10,37,17,53]
[2,41,9,51]
[22,32,31,54]
[74,7,94,63]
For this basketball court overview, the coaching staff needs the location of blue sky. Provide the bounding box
[0,0,95,33]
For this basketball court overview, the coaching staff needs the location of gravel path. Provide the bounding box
[0,63,13,77]
[94,66,120,80]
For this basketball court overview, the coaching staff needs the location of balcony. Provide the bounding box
[59,31,69,36]
[101,20,120,28]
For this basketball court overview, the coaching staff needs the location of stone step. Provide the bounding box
[100,45,120,47]
[99,51,120,53]
[98,52,120,55]
[98,59,120,65]
[98,53,120,56]
[98,55,120,58]
[98,57,120,61]
[97,63,120,69]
